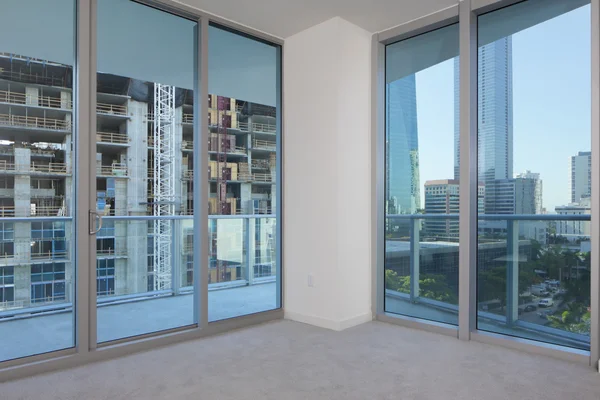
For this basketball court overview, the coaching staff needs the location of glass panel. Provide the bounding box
[207,25,279,321]
[384,24,459,325]
[476,0,591,350]
[96,0,197,343]
[0,0,75,362]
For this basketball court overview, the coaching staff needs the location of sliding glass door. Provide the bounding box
[207,25,280,321]
[476,0,591,350]
[95,0,198,343]
[384,24,460,325]
[0,0,282,368]
[0,0,76,362]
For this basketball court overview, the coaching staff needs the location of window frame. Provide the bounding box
[0,0,283,378]
[374,0,599,366]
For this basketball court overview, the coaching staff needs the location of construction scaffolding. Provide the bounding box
[152,84,176,291]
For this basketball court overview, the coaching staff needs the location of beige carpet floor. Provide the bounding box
[2,320,600,400]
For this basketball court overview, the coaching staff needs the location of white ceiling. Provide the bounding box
[176,0,458,38]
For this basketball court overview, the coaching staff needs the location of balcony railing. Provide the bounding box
[0,90,71,109]
[30,162,68,174]
[0,114,71,131]
[252,173,273,183]
[97,102,128,116]
[31,250,68,260]
[0,161,16,172]
[31,205,65,216]
[182,114,193,124]
[97,131,128,144]
[385,213,591,350]
[0,215,278,346]
[252,122,276,133]
[97,163,128,177]
[252,139,276,151]
[0,206,15,217]
[97,248,128,257]
[238,122,276,133]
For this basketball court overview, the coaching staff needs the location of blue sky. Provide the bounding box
[414,5,590,212]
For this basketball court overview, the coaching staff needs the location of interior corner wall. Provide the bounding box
[283,17,372,331]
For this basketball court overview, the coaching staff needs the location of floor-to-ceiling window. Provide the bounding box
[384,24,460,325]
[0,0,282,372]
[0,0,76,362]
[476,0,591,350]
[207,25,281,321]
[95,0,198,343]
[380,0,595,356]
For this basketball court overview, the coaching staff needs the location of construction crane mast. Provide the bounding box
[152,83,176,290]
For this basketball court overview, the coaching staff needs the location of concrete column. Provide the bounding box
[25,86,38,106]
[61,90,72,110]
[14,146,31,303]
[13,146,32,304]
[270,183,277,214]
[125,100,148,215]
[120,99,151,294]
[114,221,148,295]
[114,259,128,295]
[96,153,102,177]
[506,220,520,326]
[114,179,127,215]
[14,148,31,216]
[240,183,252,214]
[13,264,31,306]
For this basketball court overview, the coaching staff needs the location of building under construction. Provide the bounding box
[0,52,277,309]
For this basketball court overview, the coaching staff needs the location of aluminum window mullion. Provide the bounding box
[75,0,97,354]
[275,45,282,309]
[590,0,600,369]
[372,35,385,317]
[194,16,209,328]
[458,0,478,340]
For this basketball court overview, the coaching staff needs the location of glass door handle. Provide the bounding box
[89,210,103,235]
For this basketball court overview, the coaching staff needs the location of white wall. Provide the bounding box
[283,17,372,330]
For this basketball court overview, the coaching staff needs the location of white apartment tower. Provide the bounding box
[570,151,591,203]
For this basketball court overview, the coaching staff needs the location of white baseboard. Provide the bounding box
[338,313,373,330]
[285,311,372,331]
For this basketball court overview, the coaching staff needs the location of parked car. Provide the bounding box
[537,309,553,319]
[523,304,537,312]
[538,298,554,308]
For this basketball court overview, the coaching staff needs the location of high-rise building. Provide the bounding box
[570,151,591,203]
[479,172,542,216]
[386,75,420,215]
[424,179,484,238]
[454,38,513,214]
[515,170,543,214]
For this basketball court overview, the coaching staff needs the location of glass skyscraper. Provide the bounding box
[454,37,513,214]
[386,75,420,216]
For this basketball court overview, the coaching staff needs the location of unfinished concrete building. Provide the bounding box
[0,52,277,308]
